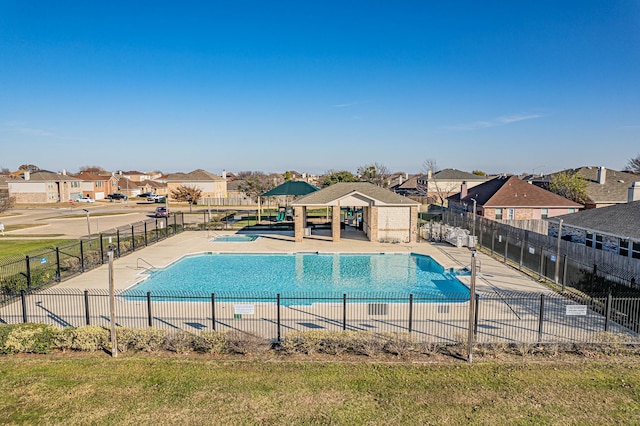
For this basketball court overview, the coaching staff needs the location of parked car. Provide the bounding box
[155,206,169,218]
[147,194,166,203]
[138,192,153,198]
[75,196,95,203]
[107,193,128,200]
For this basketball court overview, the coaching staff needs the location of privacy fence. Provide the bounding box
[0,289,638,344]
[440,209,640,294]
[0,213,185,296]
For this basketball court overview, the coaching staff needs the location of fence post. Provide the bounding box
[20,290,27,323]
[144,222,148,246]
[147,291,152,327]
[211,293,216,331]
[343,294,347,331]
[84,290,90,325]
[80,241,85,272]
[100,236,104,264]
[605,292,612,332]
[131,225,135,251]
[519,237,524,270]
[491,226,495,255]
[408,294,413,333]
[277,293,281,342]
[504,235,509,264]
[562,254,568,292]
[25,255,31,289]
[173,213,177,233]
[474,293,479,336]
[538,294,545,342]
[155,219,159,242]
[538,248,544,281]
[56,247,61,282]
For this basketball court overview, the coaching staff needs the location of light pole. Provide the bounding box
[471,198,477,241]
[83,208,92,249]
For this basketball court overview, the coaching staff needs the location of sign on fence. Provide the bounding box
[234,304,255,315]
[529,247,535,254]
[566,305,587,316]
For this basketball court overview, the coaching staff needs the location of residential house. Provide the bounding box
[393,169,488,205]
[448,175,582,220]
[165,169,227,202]
[118,170,154,182]
[531,166,639,209]
[8,170,82,203]
[547,186,640,258]
[73,172,118,200]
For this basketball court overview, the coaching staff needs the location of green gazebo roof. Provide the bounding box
[261,181,320,197]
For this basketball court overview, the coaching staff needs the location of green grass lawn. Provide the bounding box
[0,239,75,257]
[0,356,639,424]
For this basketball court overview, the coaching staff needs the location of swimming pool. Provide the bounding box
[209,235,259,242]
[128,253,469,298]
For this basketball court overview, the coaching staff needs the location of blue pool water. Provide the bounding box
[127,253,469,298]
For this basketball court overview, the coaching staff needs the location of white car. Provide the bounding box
[75,196,95,203]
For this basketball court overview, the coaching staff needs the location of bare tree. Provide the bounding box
[79,165,106,173]
[626,154,640,174]
[356,163,391,187]
[170,185,202,213]
[237,172,283,220]
[0,194,15,213]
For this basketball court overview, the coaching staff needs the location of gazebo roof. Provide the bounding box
[261,181,320,197]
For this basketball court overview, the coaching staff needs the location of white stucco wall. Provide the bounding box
[377,206,411,243]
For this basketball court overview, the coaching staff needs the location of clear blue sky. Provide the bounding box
[1,1,638,176]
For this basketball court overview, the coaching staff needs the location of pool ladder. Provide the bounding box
[136,258,157,271]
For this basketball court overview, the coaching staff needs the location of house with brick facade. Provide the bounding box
[448,175,582,220]
[8,170,82,203]
[73,172,118,200]
[393,169,488,205]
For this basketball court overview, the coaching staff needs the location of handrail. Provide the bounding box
[136,258,156,271]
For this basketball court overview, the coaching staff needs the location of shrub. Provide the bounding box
[381,332,415,356]
[2,323,58,354]
[223,331,271,355]
[163,330,195,354]
[193,331,226,354]
[0,324,21,354]
[70,326,110,352]
[130,328,165,352]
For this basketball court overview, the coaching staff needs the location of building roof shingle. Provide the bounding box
[293,182,420,206]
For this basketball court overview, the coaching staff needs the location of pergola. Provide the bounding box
[291,182,420,243]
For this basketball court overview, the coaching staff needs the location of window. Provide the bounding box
[633,241,640,260]
[541,208,549,219]
[620,239,629,257]
[71,182,79,188]
[586,233,594,248]
[495,208,503,220]
[568,208,577,213]
[507,208,515,220]
[595,234,603,250]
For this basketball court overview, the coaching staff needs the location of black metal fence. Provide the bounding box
[0,213,185,298]
[441,209,640,294]
[1,289,638,344]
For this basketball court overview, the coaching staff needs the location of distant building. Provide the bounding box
[448,175,582,220]
[165,169,227,202]
[8,170,82,203]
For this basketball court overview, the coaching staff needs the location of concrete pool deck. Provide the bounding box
[53,230,552,294]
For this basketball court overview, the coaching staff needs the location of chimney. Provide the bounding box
[629,182,640,202]
[427,169,433,179]
[460,181,468,199]
[222,169,227,180]
[398,174,403,185]
[597,166,606,184]
[24,171,30,181]
[61,169,67,175]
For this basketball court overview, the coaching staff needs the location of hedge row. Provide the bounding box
[0,324,636,358]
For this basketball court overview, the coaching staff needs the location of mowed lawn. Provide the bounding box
[1,356,639,425]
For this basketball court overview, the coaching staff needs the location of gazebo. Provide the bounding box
[260,181,320,222]
[291,182,420,243]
